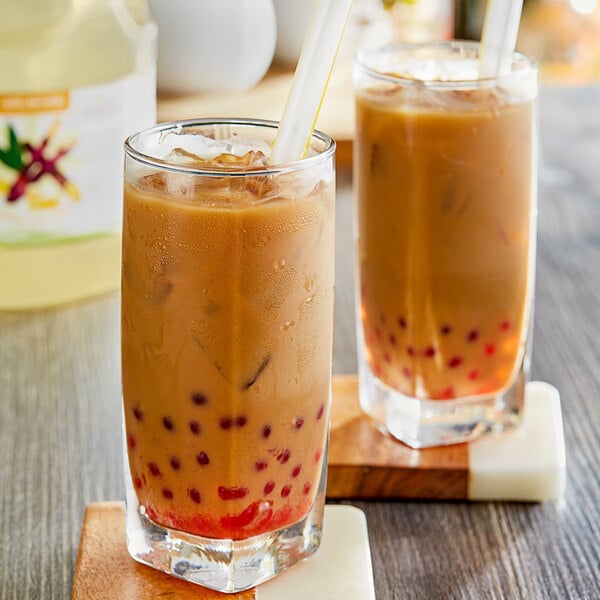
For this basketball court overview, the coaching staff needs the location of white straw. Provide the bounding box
[270,0,353,165]
[479,0,524,78]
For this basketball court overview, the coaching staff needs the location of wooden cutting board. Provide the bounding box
[71,502,375,600]
[157,63,355,168]
[328,375,469,499]
[328,376,565,502]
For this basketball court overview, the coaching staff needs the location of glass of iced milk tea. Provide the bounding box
[121,119,335,592]
[353,42,538,448]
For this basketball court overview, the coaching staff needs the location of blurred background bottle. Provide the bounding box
[455,0,600,82]
[0,0,156,310]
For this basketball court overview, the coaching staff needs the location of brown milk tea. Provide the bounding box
[355,85,535,401]
[122,158,334,540]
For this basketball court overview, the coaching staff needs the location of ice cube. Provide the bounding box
[148,128,273,166]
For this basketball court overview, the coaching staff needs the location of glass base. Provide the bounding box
[124,472,325,593]
[358,355,526,449]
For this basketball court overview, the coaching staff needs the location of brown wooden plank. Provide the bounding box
[327,375,469,499]
[72,502,255,600]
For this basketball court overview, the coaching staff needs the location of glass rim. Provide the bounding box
[124,118,336,176]
[354,40,538,90]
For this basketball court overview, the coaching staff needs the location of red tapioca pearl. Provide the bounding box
[281,485,292,498]
[384,353,391,364]
[316,404,324,420]
[133,476,143,490]
[219,417,233,430]
[484,343,496,356]
[439,386,455,399]
[389,333,397,346]
[406,346,415,357]
[294,417,304,430]
[220,501,274,532]
[303,482,311,495]
[145,505,158,522]
[314,449,322,463]
[148,462,161,477]
[127,434,136,449]
[191,392,208,406]
[366,332,374,345]
[255,460,268,471]
[188,488,201,504]
[424,346,436,358]
[218,486,249,501]
[162,416,174,431]
[277,449,291,464]
[162,488,173,499]
[448,356,463,369]
[292,465,302,478]
[196,452,210,466]
[402,367,411,379]
[235,415,247,427]
[373,363,383,376]
[262,424,272,439]
[500,320,511,331]
[170,457,181,470]
[379,311,387,325]
[374,327,382,339]
[263,481,275,495]
[398,316,407,330]
[467,330,480,342]
[441,324,452,335]
[189,420,201,435]
[468,369,480,381]
[133,407,143,422]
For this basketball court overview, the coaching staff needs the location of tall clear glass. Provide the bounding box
[121,119,335,592]
[353,42,538,448]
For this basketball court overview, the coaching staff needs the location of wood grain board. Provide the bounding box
[328,375,470,499]
[71,502,254,600]
[157,63,355,167]
[72,503,375,600]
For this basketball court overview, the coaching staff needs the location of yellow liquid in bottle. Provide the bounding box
[0,0,156,309]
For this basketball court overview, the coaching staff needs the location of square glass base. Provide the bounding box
[124,464,326,593]
[358,354,526,449]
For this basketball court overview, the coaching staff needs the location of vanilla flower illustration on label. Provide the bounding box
[0,121,79,207]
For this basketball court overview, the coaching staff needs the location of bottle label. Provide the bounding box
[0,70,155,245]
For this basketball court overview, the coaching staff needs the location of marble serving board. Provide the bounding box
[328,376,566,502]
[71,502,375,600]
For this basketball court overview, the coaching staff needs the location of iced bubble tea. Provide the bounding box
[353,43,537,448]
[122,120,335,592]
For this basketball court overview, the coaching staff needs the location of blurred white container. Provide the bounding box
[149,0,277,93]
[273,0,454,67]
[272,0,315,65]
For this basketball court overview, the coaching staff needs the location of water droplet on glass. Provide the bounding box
[280,320,295,331]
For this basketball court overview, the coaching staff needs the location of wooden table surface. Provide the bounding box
[1,85,599,599]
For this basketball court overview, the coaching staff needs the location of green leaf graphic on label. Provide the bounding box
[0,125,24,171]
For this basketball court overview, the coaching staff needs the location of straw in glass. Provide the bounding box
[270,0,354,165]
[479,0,524,78]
